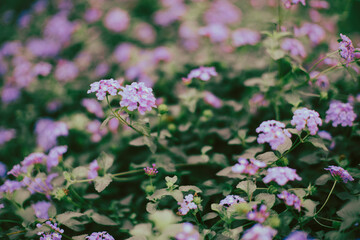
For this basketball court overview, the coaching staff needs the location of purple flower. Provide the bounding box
[283,0,306,9]
[0,203,4,209]
[86,120,108,142]
[325,100,357,127]
[175,222,200,240]
[134,23,156,44]
[23,173,58,198]
[318,130,332,141]
[104,8,130,33]
[39,232,62,240]
[309,1,329,9]
[291,108,322,135]
[22,152,47,167]
[241,224,277,240]
[86,231,115,240]
[154,3,186,26]
[35,119,68,151]
[199,24,229,43]
[0,128,16,145]
[81,99,105,118]
[0,180,23,193]
[119,82,157,115]
[153,47,171,63]
[144,164,158,176]
[204,0,242,25]
[44,13,75,44]
[277,191,302,211]
[7,164,26,177]
[113,43,133,63]
[263,167,302,186]
[84,8,102,23]
[249,94,269,113]
[178,194,198,215]
[232,158,267,175]
[0,41,21,56]
[33,62,52,76]
[247,204,270,223]
[309,71,329,90]
[256,120,292,150]
[324,166,354,183]
[219,195,246,207]
[26,38,61,58]
[204,91,222,108]
[87,79,122,101]
[37,221,64,240]
[281,38,306,58]
[1,86,20,103]
[285,231,310,240]
[55,60,79,82]
[95,62,110,78]
[183,66,218,83]
[232,29,261,47]
[295,23,325,46]
[88,160,100,179]
[47,146,67,171]
[339,34,355,66]
[32,201,51,219]
[0,162,6,177]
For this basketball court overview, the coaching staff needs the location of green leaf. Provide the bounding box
[256,152,277,164]
[284,94,302,107]
[216,166,247,179]
[129,136,145,146]
[146,202,158,214]
[97,152,114,173]
[130,223,152,238]
[277,137,292,154]
[315,174,331,185]
[337,199,360,231]
[94,174,112,192]
[303,199,318,217]
[307,137,328,151]
[100,115,115,129]
[91,212,117,226]
[133,121,151,136]
[165,176,178,184]
[144,136,157,154]
[255,193,275,208]
[236,180,256,197]
[56,211,85,223]
[179,185,202,193]
[72,166,88,179]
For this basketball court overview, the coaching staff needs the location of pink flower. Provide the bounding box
[84,8,102,23]
[87,79,122,101]
[242,224,277,240]
[55,60,79,82]
[144,164,158,176]
[88,160,100,179]
[263,167,302,186]
[175,223,200,240]
[113,43,133,63]
[178,194,198,215]
[119,82,157,115]
[204,91,222,108]
[256,120,291,150]
[309,71,329,89]
[183,66,218,82]
[339,34,355,66]
[104,8,129,33]
[290,108,322,135]
[295,23,325,45]
[325,166,354,183]
[232,158,267,175]
[199,24,229,43]
[82,98,105,118]
[22,153,46,167]
[232,29,261,47]
[247,204,270,223]
[277,191,302,211]
[219,195,246,207]
[283,0,306,9]
[204,0,242,25]
[281,38,306,58]
[325,100,357,127]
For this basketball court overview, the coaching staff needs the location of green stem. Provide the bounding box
[6,230,26,236]
[314,217,334,228]
[310,65,339,82]
[317,216,341,223]
[277,0,282,31]
[309,51,338,72]
[315,180,337,215]
[0,219,21,224]
[157,114,161,138]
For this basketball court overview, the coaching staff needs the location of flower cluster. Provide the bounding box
[23,173,58,198]
[291,108,322,135]
[22,152,46,167]
[0,128,16,145]
[37,221,64,240]
[144,164,158,176]
[281,38,307,58]
[104,8,130,33]
[35,119,68,151]
[325,101,357,127]
[87,79,122,101]
[182,66,218,83]
[232,28,261,47]
[86,231,115,240]
[204,91,222,108]
[82,99,105,118]
[47,146,67,171]
[285,231,310,240]
[309,71,329,90]
[232,158,267,175]
[247,204,270,223]
[324,166,354,183]
[277,191,302,212]
[178,194,198,215]
[263,167,302,186]
[241,224,277,240]
[119,82,157,115]
[0,162,6,177]
[256,120,292,150]
[175,223,200,240]
[339,34,355,65]
[219,195,246,207]
[0,180,23,193]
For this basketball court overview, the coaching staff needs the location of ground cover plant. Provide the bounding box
[0,0,359,239]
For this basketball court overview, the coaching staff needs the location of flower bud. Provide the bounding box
[145,185,155,194]
[158,104,168,114]
[193,196,202,205]
[267,216,281,228]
